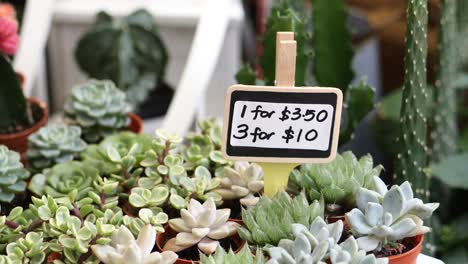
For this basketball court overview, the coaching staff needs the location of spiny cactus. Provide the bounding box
[432,0,458,162]
[258,0,310,86]
[64,79,131,143]
[26,124,87,171]
[396,0,430,202]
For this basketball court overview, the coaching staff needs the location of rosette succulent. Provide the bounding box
[64,79,131,143]
[215,161,264,206]
[239,192,323,247]
[92,225,178,264]
[328,236,388,264]
[163,198,240,254]
[345,176,439,252]
[0,145,30,203]
[289,151,383,212]
[28,161,99,200]
[26,124,87,171]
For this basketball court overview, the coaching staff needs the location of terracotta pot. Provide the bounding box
[156,220,245,264]
[388,234,424,264]
[128,113,143,134]
[0,97,48,159]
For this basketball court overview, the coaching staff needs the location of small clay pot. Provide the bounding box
[388,234,424,264]
[0,97,48,160]
[128,113,143,134]
[156,220,245,264]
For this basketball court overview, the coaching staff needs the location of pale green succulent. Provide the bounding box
[215,161,264,207]
[92,225,178,264]
[200,246,265,264]
[0,207,31,252]
[0,145,30,202]
[26,124,87,171]
[28,161,99,200]
[328,236,388,264]
[129,186,169,209]
[266,217,343,264]
[345,176,439,252]
[163,198,240,254]
[4,232,47,264]
[238,192,323,247]
[64,79,131,143]
[289,151,383,212]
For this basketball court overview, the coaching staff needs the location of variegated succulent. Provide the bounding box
[215,161,264,206]
[345,176,439,252]
[0,145,30,203]
[289,151,383,213]
[64,79,131,143]
[26,124,87,171]
[92,225,178,264]
[163,198,240,254]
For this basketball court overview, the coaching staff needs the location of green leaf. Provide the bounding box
[59,237,77,249]
[431,153,468,189]
[38,206,52,221]
[169,194,187,209]
[129,194,147,207]
[312,0,354,92]
[235,64,256,85]
[106,146,121,163]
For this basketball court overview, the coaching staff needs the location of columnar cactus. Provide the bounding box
[396,0,430,201]
[0,145,30,203]
[432,0,458,162]
[64,79,131,143]
[26,124,87,171]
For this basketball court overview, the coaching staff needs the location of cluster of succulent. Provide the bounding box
[92,225,177,264]
[215,161,264,207]
[26,124,87,171]
[200,246,265,264]
[239,192,323,247]
[64,79,131,143]
[346,176,439,252]
[0,145,30,203]
[289,151,383,213]
[266,217,387,264]
[163,198,240,254]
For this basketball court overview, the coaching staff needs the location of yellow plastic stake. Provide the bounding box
[259,162,299,197]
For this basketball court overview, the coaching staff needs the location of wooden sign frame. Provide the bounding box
[222,85,343,164]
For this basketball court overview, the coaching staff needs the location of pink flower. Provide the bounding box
[0,3,16,20]
[0,17,19,55]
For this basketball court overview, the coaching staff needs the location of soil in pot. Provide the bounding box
[136,83,174,119]
[0,98,48,156]
[375,235,423,264]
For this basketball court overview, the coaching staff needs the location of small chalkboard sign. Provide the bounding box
[222,85,343,163]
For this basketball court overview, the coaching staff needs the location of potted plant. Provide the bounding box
[345,176,439,264]
[64,79,143,143]
[157,198,242,263]
[288,151,383,221]
[75,10,174,119]
[199,246,265,264]
[0,10,48,157]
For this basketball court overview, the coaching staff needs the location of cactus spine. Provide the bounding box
[397,0,430,201]
[432,0,458,162]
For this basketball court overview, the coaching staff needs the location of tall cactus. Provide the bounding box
[397,0,430,202]
[432,0,458,162]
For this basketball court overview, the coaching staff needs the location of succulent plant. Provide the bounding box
[200,245,265,264]
[289,151,383,212]
[28,161,99,200]
[129,186,169,209]
[163,198,240,254]
[328,236,388,264]
[26,124,87,171]
[215,161,264,206]
[266,217,343,264]
[183,119,230,174]
[0,145,30,203]
[75,10,169,106]
[396,0,430,201]
[4,232,46,264]
[92,224,177,264]
[239,192,323,247]
[64,79,131,143]
[345,176,439,252]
